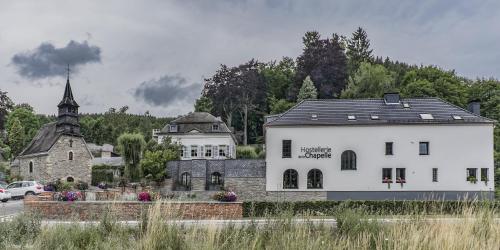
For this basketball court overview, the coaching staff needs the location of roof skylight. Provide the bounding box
[371,115,380,120]
[452,115,463,120]
[347,115,356,120]
[403,102,410,108]
[419,113,434,120]
[311,114,318,120]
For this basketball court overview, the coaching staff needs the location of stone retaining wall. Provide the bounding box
[24,196,242,220]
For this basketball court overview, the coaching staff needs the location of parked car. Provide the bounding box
[0,184,12,202]
[6,181,43,198]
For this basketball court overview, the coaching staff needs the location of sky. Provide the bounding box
[1,0,499,117]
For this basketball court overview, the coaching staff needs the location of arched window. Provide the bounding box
[211,172,222,185]
[68,151,74,161]
[307,169,323,189]
[283,169,298,189]
[29,161,33,173]
[67,176,74,182]
[341,150,356,170]
[180,172,191,187]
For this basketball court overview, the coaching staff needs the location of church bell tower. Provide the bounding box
[56,67,81,135]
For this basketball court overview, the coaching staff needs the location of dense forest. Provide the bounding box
[0,27,499,167]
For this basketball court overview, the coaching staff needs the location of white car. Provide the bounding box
[6,181,43,198]
[0,184,12,202]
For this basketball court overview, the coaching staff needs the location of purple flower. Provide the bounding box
[138,192,151,202]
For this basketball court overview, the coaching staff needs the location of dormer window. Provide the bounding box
[212,124,219,131]
[383,93,400,104]
[170,125,178,132]
[419,113,434,120]
[347,115,356,121]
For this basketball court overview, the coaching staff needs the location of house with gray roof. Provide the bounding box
[264,93,495,200]
[12,76,93,184]
[154,112,237,160]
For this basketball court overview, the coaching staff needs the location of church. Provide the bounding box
[12,76,93,183]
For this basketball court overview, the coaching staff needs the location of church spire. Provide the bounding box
[56,65,80,135]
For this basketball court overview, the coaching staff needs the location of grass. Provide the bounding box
[1,201,500,249]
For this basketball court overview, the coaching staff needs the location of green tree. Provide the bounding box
[269,97,295,115]
[341,62,396,98]
[7,117,25,157]
[347,27,373,75]
[6,107,40,144]
[297,76,318,101]
[261,57,296,100]
[194,96,213,113]
[117,133,146,182]
[141,138,180,182]
[0,90,14,131]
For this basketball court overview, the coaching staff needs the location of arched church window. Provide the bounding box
[29,161,33,173]
[68,151,74,161]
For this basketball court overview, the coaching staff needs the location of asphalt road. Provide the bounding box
[0,199,23,220]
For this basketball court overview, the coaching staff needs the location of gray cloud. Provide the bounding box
[133,75,201,107]
[11,40,101,79]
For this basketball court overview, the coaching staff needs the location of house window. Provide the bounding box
[29,161,33,173]
[212,124,219,131]
[481,168,489,182]
[191,146,198,157]
[382,168,392,183]
[396,168,406,183]
[307,169,323,189]
[69,139,73,147]
[68,151,74,161]
[341,150,356,170]
[180,172,191,187]
[466,168,477,182]
[211,172,222,185]
[205,145,212,158]
[385,142,393,155]
[282,140,291,158]
[170,125,178,132]
[283,169,298,189]
[432,168,438,182]
[218,145,227,157]
[419,142,429,155]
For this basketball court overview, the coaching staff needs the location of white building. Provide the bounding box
[265,93,496,200]
[154,112,237,160]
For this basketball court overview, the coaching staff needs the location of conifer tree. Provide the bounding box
[7,117,25,157]
[347,27,373,74]
[297,76,318,102]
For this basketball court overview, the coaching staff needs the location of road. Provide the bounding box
[0,199,23,221]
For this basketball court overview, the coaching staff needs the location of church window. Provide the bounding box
[69,151,74,161]
[29,161,33,173]
[69,139,73,147]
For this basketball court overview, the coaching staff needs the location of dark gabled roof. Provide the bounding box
[266,97,495,126]
[58,79,79,108]
[160,112,232,134]
[19,122,61,156]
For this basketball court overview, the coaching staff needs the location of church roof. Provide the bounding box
[18,122,61,156]
[58,79,79,108]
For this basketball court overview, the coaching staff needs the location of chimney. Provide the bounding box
[467,100,481,115]
[383,92,400,104]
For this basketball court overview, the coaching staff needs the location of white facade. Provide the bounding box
[265,124,495,193]
[158,132,236,160]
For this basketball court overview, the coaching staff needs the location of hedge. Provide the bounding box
[242,200,500,217]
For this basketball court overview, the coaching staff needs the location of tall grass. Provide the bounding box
[1,200,499,249]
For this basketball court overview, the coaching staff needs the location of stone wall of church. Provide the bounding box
[19,135,92,183]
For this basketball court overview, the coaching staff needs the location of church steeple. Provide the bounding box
[56,66,81,135]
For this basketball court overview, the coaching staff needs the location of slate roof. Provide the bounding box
[18,122,61,156]
[266,97,495,126]
[159,112,232,134]
[58,79,79,107]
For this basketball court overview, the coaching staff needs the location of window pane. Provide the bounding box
[282,140,291,158]
[385,142,393,155]
[419,142,429,155]
[432,168,438,182]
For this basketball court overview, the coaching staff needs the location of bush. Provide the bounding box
[91,165,117,186]
[242,200,500,217]
[54,180,73,192]
[236,146,258,159]
[213,191,238,202]
[74,181,89,190]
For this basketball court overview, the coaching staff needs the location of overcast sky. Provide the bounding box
[1,0,499,117]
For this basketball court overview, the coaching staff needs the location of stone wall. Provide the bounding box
[166,159,327,201]
[19,135,92,183]
[24,195,242,220]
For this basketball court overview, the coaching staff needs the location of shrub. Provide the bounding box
[138,192,151,202]
[236,146,258,159]
[91,165,115,186]
[54,180,73,192]
[213,191,237,202]
[74,181,89,190]
[54,191,83,201]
